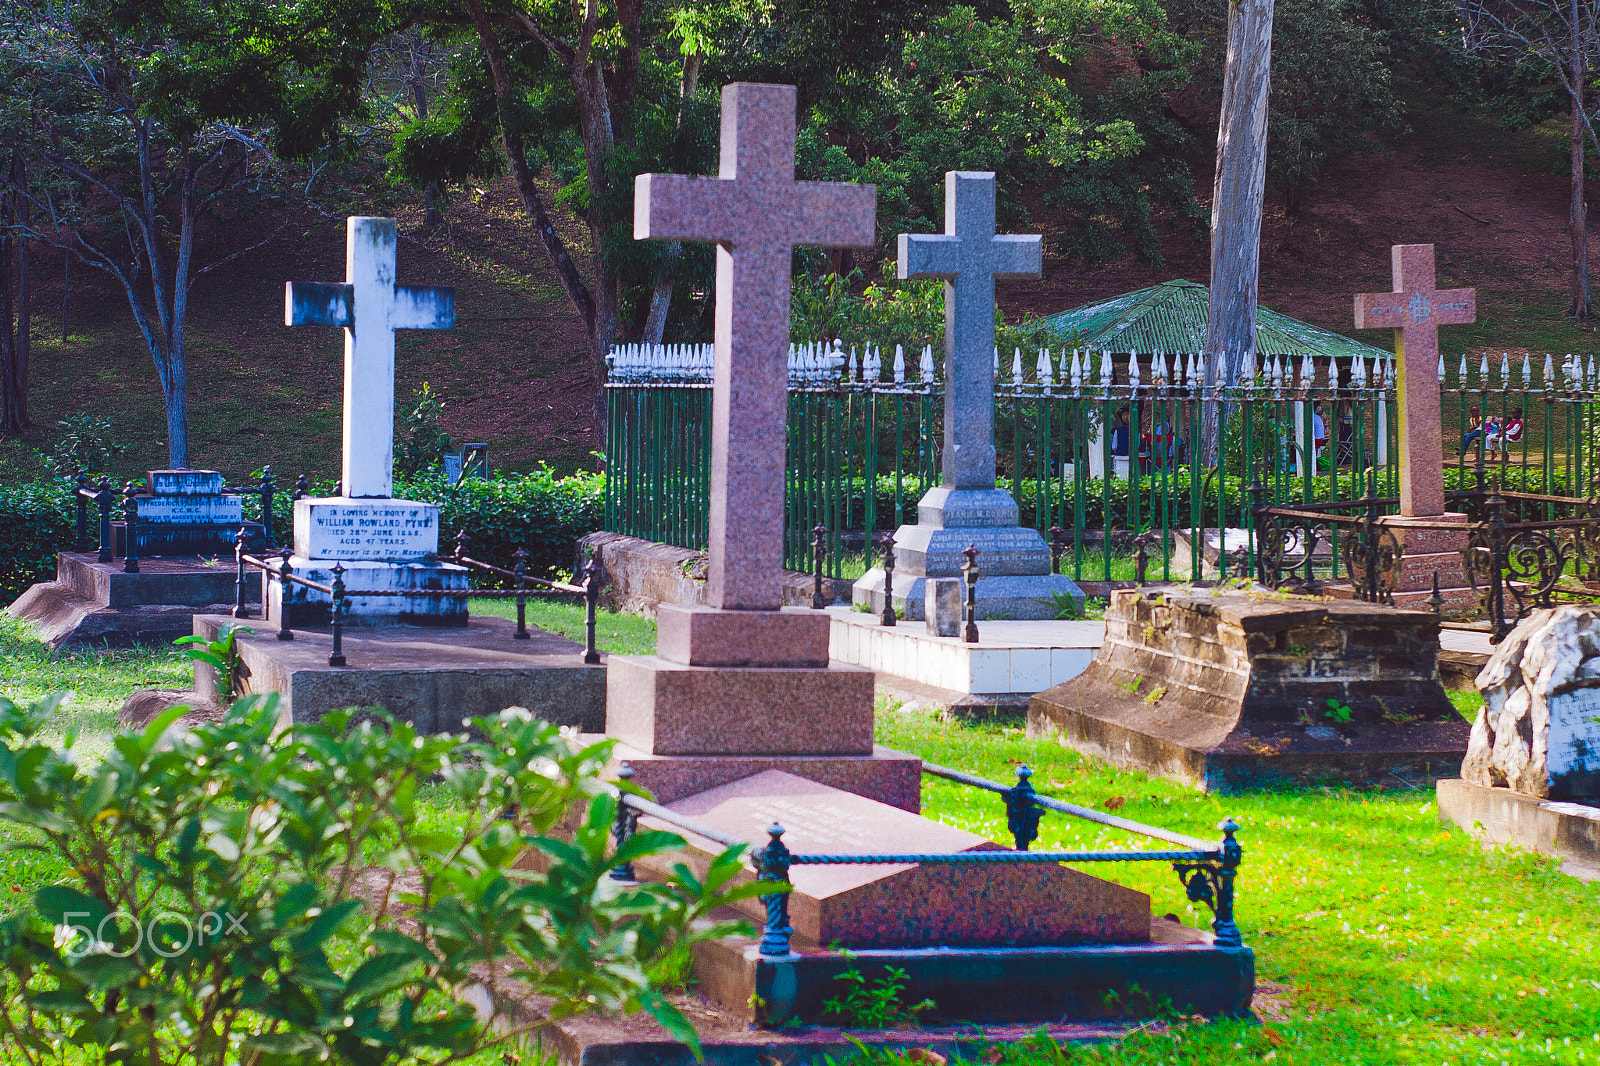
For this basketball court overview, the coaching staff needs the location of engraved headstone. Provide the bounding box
[277,217,468,624]
[853,171,1084,620]
[1353,244,1475,518]
[120,469,248,557]
[1465,606,1600,800]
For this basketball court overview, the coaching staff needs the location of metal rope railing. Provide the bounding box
[610,762,1244,957]
[229,529,604,668]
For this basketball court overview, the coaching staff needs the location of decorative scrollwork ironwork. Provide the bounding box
[1254,515,1325,591]
[1172,862,1221,912]
[1339,522,1402,605]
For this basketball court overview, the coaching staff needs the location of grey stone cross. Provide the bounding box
[899,173,1042,489]
[635,83,876,610]
[285,217,454,499]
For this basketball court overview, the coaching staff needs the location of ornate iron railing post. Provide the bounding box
[233,526,250,619]
[1246,478,1269,582]
[453,530,470,565]
[259,466,277,548]
[1049,525,1066,576]
[811,523,828,609]
[328,563,348,667]
[1005,765,1044,851]
[755,823,794,957]
[512,547,530,640]
[879,535,897,627]
[1427,571,1444,616]
[120,482,140,574]
[961,543,980,644]
[1133,531,1153,586]
[292,473,310,501]
[277,548,295,641]
[1485,483,1511,643]
[73,473,90,551]
[95,477,114,563]
[609,764,639,882]
[1212,818,1243,947]
[583,555,602,665]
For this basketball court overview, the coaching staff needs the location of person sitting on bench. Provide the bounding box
[1486,409,1525,459]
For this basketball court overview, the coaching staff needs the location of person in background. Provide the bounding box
[1110,407,1131,458]
[1461,406,1484,454]
[1486,408,1524,459]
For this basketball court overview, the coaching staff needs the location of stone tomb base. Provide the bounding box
[7,552,259,649]
[265,557,470,628]
[617,772,1253,1029]
[826,606,1102,695]
[192,612,604,730]
[1437,778,1600,880]
[1029,587,1469,792]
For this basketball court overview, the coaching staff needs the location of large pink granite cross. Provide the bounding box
[635,83,876,610]
[1354,244,1475,517]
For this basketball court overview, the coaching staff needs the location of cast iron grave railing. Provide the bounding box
[610,762,1244,957]
[230,529,604,666]
[607,343,1600,586]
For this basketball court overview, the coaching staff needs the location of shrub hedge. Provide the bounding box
[0,469,604,604]
[1,462,1587,604]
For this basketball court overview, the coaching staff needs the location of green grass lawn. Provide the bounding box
[0,606,1593,1065]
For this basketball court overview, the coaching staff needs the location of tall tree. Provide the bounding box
[0,152,28,436]
[1460,0,1600,319]
[1203,0,1274,403]
[0,0,372,466]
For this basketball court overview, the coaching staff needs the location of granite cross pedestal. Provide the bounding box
[1352,244,1478,606]
[853,171,1084,620]
[278,217,469,625]
[608,83,913,804]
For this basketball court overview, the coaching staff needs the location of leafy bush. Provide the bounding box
[0,693,758,1062]
[47,414,127,479]
[0,478,73,602]
[395,383,453,479]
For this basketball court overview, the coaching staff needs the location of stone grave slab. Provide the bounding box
[1029,586,1469,792]
[6,553,259,649]
[191,612,604,730]
[632,770,1150,950]
[1440,606,1600,877]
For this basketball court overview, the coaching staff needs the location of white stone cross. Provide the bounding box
[899,172,1042,490]
[286,217,455,499]
[635,83,876,610]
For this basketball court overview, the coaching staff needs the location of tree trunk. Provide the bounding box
[640,51,704,347]
[15,154,29,432]
[412,58,445,228]
[1202,0,1275,466]
[1570,1,1591,320]
[463,0,604,440]
[0,172,15,437]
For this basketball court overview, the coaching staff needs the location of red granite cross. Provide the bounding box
[1354,244,1475,517]
[635,83,876,610]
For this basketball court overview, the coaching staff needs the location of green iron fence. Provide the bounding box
[603,342,1600,584]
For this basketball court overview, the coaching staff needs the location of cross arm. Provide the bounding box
[1352,293,1407,329]
[285,281,352,328]
[635,174,736,242]
[392,285,456,329]
[1429,288,1475,325]
[991,234,1043,279]
[897,233,963,280]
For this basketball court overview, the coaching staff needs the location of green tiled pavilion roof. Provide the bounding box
[1035,279,1390,360]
